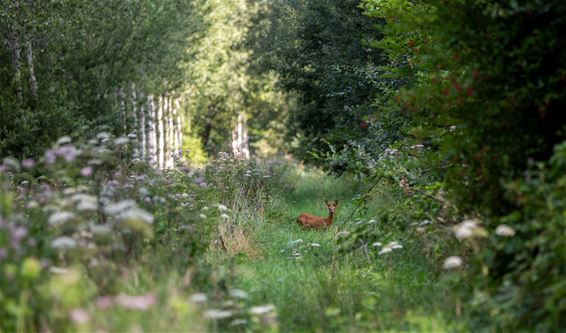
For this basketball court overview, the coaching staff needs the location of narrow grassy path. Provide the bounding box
[207,168,461,332]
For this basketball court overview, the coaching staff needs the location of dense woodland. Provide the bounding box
[1,0,565,332]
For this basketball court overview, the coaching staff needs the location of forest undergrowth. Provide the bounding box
[204,162,466,332]
[0,137,468,332]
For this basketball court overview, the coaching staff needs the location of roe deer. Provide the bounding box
[296,200,338,230]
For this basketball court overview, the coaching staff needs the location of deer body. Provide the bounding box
[296,201,338,230]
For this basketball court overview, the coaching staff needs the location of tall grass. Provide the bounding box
[205,164,466,332]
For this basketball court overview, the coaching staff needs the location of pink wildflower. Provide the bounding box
[70,308,90,324]
[22,159,35,169]
[80,166,93,177]
[96,296,115,309]
[115,293,156,310]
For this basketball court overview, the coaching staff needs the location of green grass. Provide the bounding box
[206,167,465,332]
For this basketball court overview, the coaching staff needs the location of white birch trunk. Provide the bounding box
[167,96,174,168]
[139,91,147,160]
[175,98,182,159]
[130,85,140,158]
[231,112,250,159]
[117,88,126,131]
[158,95,165,169]
[8,34,23,103]
[147,94,157,166]
[25,39,38,99]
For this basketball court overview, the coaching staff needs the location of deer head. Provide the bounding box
[325,200,339,214]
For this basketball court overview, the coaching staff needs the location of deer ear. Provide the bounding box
[334,200,339,205]
[325,199,329,205]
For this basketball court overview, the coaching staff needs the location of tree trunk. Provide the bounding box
[7,34,23,104]
[25,39,38,100]
[117,88,127,131]
[158,95,165,169]
[139,91,147,160]
[167,96,174,167]
[175,98,183,160]
[131,85,140,158]
[231,112,250,159]
[147,94,156,166]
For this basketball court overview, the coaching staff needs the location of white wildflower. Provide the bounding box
[378,241,403,255]
[3,157,20,171]
[378,247,392,255]
[200,214,207,219]
[371,242,382,247]
[443,256,463,269]
[204,309,233,319]
[104,200,137,216]
[229,289,248,299]
[189,293,208,303]
[27,200,39,209]
[49,266,69,274]
[336,231,350,238]
[250,304,275,315]
[90,224,112,235]
[56,136,72,146]
[309,243,321,247]
[495,224,516,237]
[218,204,228,212]
[230,319,248,326]
[221,213,229,219]
[389,241,403,250]
[122,208,154,224]
[288,239,303,247]
[48,211,75,226]
[452,219,485,240]
[70,193,96,203]
[96,132,110,140]
[138,187,150,197]
[73,194,98,212]
[114,137,129,145]
[418,220,432,227]
[51,236,77,250]
[77,200,98,212]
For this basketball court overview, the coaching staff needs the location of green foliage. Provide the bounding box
[0,134,212,331]
[0,0,200,158]
[469,142,566,331]
[185,0,293,156]
[205,165,463,332]
[248,0,382,167]
[355,0,566,331]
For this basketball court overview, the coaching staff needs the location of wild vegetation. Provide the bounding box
[1,0,565,332]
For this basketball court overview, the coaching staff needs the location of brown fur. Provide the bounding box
[296,201,338,230]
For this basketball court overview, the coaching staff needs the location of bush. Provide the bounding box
[0,134,212,331]
[469,141,566,331]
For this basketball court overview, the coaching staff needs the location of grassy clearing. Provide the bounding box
[206,166,465,332]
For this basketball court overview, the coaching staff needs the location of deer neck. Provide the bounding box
[325,212,334,225]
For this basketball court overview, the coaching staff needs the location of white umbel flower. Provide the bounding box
[229,289,248,299]
[443,256,463,269]
[204,309,233,319]
[495,224,516,237]
[48,211,75,226]
[51,236,77,249]
[189,293,208,303]
[250,304,275,315]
